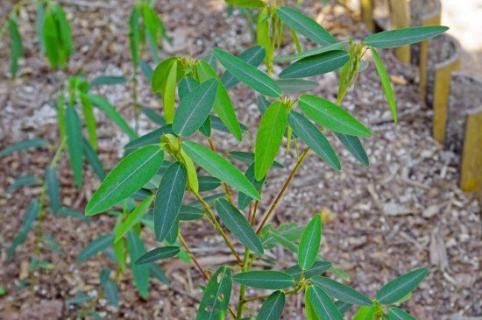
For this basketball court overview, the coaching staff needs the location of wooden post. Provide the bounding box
[388,0,410,63]
[418,6,442,99]
[432,35,461,144]
[360,0,375,32]
[461,110,482,192]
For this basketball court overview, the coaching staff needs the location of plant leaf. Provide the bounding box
[289,112,340,170]
[214,48,281,97]
[128,7,140,67]
[102,279,119,308]
[226,0,266,8]
[334,133,369,166]
[197,60,243,141]
[135,246,180,265]
[215,198,264,256]
[199,176,221,192]
[183,141,260,200]
[65,106,84,187]
[77,233,114,262]
[275,41,348,62]
[310,276,372,305]
[153,162,187,241]
[307,285,343,320]
[127,231,150,299]
[196,266,232,320]
[114,195,154,242]
[7,175,40,193]
[298,215,322,270]
[45,167,61,214]
[371,48,397,122]
[51,4,73,66]
[164,60,178,124]
[90,75,127,87]
[142,106,164,125]
[376,268,428,305]
[124,126,173,152]
[353,305,376,320]
[255,102,289,180]
[86,145,164,215]
[363,26,448,48]
[276,79,318,94]
[173,79,218,136]
[285,260,332,281]
[387,307,416,320]
[221,46,266,88]
[178,205,204,221]
[256,291,285,320]
[299,95,372,137]
[238,164,264,210]
[233,271,294,289]
[88,94,137,139]
[0,138,46,157]
[276,7,337,45]
[7,200,41,259]
[8,16,23,78]
[280,50,348,78]
[42,10,59,68]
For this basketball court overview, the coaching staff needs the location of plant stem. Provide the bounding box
[256,147,309,234]
[236,248,250,319]
[194,192,243,266]
[178,232,209,281]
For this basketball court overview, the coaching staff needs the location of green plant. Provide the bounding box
[1,1,449,319]
[1,0,73,77]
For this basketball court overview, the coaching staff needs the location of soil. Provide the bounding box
[0,1,480,319]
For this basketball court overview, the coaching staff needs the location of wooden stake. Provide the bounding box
[388,0,411,63]
[460,110,482,192]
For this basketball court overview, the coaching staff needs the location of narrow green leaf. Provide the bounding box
[83,138,106,179]
[334,133,369,166]
[173,79,218,136]
[65,106,84,187]
[363,26,449,48]
[88,94,137,139]
[150,264,170,285]
[77,233,114,262]
[90,75,127,87]
[142,106,164,125]
[7,175,40,193]
[86,145,164,215]
[163,60,178,124]
[226,0,266,8]
[388,307,416,320]
[304,289,319,320]
[183,141,260,200]
[51,4,73,66]
[256,95,270,113]
[124,126,173,152]
[127,231,150,299]
[371,48,397,122]
[151,57,178,93]
[114,195,154,242]
[8,16,23,78]
[353,305,376,320]
[178,77,199,101]
[42,11,59,68]
[153,162,187,241]
[80,92,97,149]
[256,291,285,320]
[280,50,349,78]
[276,7,337,45]
[275,41,348,62]
[197,60,243,141]
[289,112,341,170]
[299,95,372,137]
[230,151,283,168]
[0,138,46,157]
[215,198,264,256]
[102,279,119,308]
[135,246,180,265]
[255,102,289,180]
[298,215,322,270]
[221,46,266,88]
[199,176,221,192]
[276,79,318,94]
[335,301,352,314]
[7,200,40,259]
[307,285,343,320]
[310,276,372,305]
[196,266,232,320]
[178,205,204,221]
[45,167,61,214]
[376,268,428,305]
[233,271,294,289]
[214,48,281,97]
